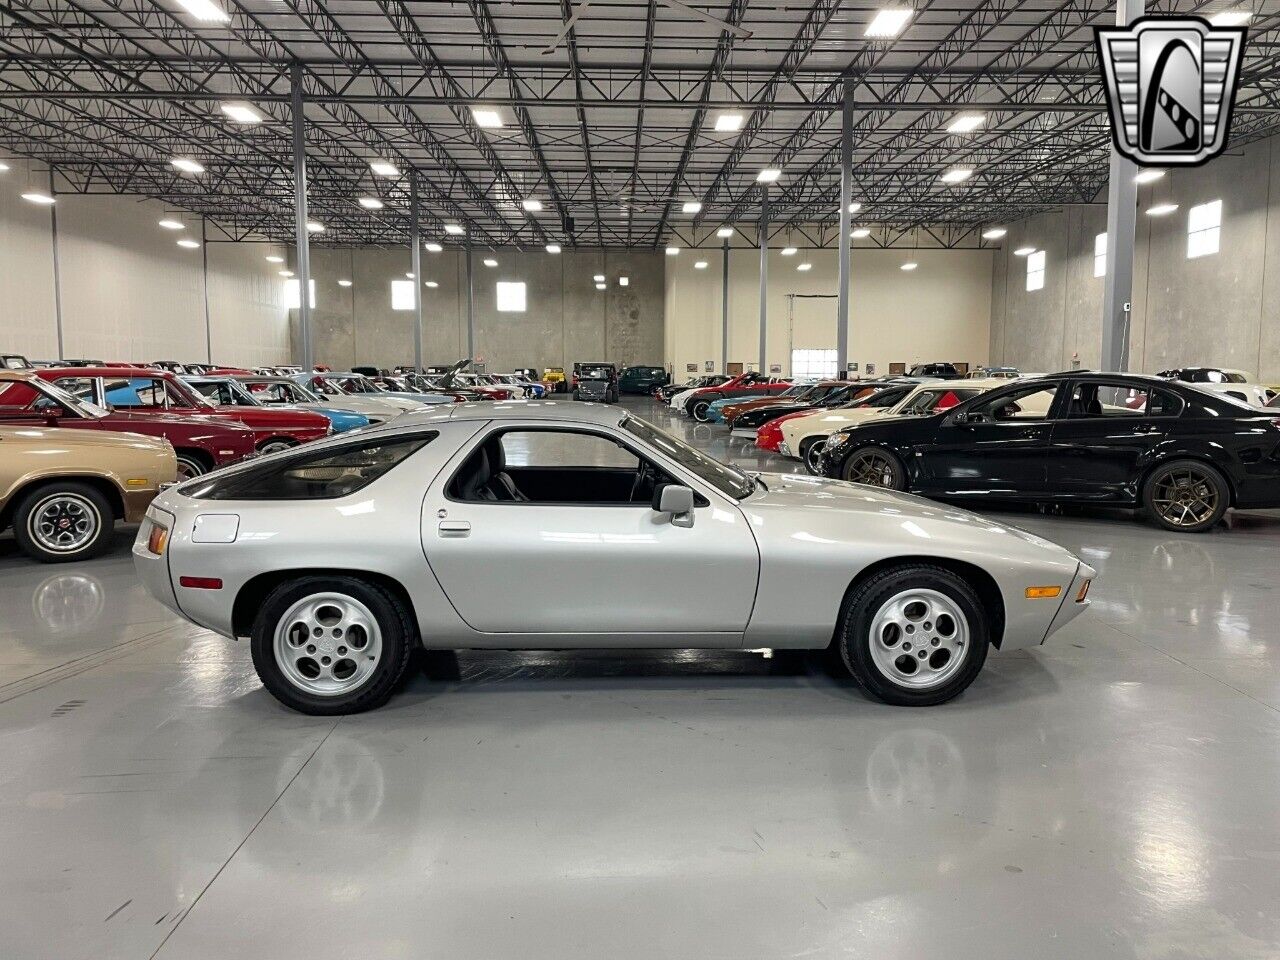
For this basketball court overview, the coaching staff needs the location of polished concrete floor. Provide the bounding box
[3,396,1280,959]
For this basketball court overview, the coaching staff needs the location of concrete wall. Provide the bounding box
[664,245,994,376]
[0,190,291,366]
[990,134,1280,381]
[298,247,666,373]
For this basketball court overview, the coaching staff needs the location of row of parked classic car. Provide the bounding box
[0,357,563,563]
[661,366,1280,534]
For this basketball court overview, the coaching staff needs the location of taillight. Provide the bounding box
[146,521,169,555]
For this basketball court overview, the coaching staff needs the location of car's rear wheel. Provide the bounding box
[838,565,989,706]
[13,482,114,563]
[174,452,208,481]
[1143,459,1229,533]
[251,576,416,715]
[840,447,907,490]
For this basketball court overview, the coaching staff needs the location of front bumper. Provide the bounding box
[1043,561,1097,643]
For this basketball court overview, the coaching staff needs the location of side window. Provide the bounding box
[187,434,435,500]
[52,377,96,405]
[0,381,42,410]
[500,429,638,469]
[969,384,1060,421]
[1148,388,1184,417]
[1067,382,1177,418]
[105,377,166,408]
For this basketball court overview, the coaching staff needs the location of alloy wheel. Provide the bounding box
[273,592,384,697]
[176,457,206,481]
[259,439,294,456]
[844,449,899,488]
[1151,467,1220,528]
[868,588,969,690]
[27,493,100,555]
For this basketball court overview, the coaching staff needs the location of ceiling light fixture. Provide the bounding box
[716,226,734,238]
[756,168,782,184]
[370,161,400,177]
[619,277,629,286]
[1013,246,1036,257]
[982,227,1007,239]
[946,113,985,134]
[425,242,443,253]
[1146,203,1179,216]
[265,255,284,263]
[846,201,862,214]
[781,246,797,256]
[695,260,708,269]
[158,218,185,230]
[682,200,702,214]
[545,243,561,253]
[177,238,201,249]
[851,228,872,239]
[593,274,605,282]
[865,8,912,38]
[357,196,384,210]
[1209,10,1251,26]
[21,191,55,205]
[595,282,607,290]
[338,279,352,287]
[471,107,503,128]
[279,270,294,277]
[444,223,464,235]
[306,221,324,233]
[900,262,918,271]
[940,167,974,184]
[175,0,229,22]
[1134,169,1165,184]
[425,281,439,288]
[220,102,263,124]
[522,199,544,212]
[170,157,205,174]
[797,262,812,272]
[0,161,10,173]
[665,246,680,255]
[406,272,415,279]
[714,112,745,132]
[483,258,498,267]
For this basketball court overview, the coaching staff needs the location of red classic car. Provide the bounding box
[0,370,256,479]
[675,372,793,421]
[36,367,331,454]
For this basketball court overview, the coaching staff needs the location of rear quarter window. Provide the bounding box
[184,433,435,501]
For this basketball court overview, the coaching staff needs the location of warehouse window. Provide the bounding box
[1187,199,1221,259]
[791,349,837,379]
[496,281,527,312]
[1026,249,1046,291]
[284,278,315,309]
[1094,233,1107,278]
[391,279,415,311]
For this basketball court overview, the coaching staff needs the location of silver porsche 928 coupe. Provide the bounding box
[133,401,1095,714]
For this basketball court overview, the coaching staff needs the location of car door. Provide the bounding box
[420,422,759,645]
[916,382,1065,496]
[1046,380,1181,499]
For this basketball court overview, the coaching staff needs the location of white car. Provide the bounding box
[1189,381,1276,408]
[780,379,1011,472]
[293,374,427,417]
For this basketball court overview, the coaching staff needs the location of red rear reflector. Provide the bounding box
[179,576,223,590]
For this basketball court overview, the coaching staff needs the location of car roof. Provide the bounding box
[380,398,628,429]
[36,366,174,379]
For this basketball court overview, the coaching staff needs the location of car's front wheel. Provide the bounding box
[258,438,297,456]
[800,437,825,473]
[840,446,907,489]
[691,400,713,421]
[838,565,989,706]
[1142,459,1229,533]
[13,482,114,563]
[250,576,417,715]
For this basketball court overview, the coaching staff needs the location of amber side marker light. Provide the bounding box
[146,522,169,555]
[1025,585,1062,599]
[125,478,149,487]
[1076,580,1092,603]
[179,576,223,590]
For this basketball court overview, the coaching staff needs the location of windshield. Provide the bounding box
[190,379,261,407]
[621,415,754,499]
[339,377,380,394]
[840,385,907,410]
[242,379,314,404]
[310,377,348,397]
[895,387,978,415]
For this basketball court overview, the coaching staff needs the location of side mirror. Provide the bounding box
[652,483,696,528]
[951,411,971,426]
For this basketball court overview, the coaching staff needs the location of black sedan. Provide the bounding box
[729,382,870,433]
[815,372,1280,533]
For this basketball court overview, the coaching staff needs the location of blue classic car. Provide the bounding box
[703,380,818,423]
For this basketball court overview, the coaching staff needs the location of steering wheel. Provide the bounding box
[630,460,657,503]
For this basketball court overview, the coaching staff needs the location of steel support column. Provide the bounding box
[201,217,212,363]
[721,236,730,372]
[290,62,314,371]
[836,78,853,377]
[465,241,475,363]
[1101,0,1145,371]
[48,169,63,358]
[410,174,424,373]
[758,186,769,373]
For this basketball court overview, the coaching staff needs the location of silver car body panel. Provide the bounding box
[135,401,1092,655]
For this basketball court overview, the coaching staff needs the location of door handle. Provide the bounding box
[438,520,471,537]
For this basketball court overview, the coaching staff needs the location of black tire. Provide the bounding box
[1142,459,1229,533]
[840,446,907,490]
[572,389,580,400]
[692,399,713,421]
[838,564,990,706]
[800,437,826,474]
[250,575,417,715]
[174,451,209,481]
[257,437,297,456]
[13,481,115,563]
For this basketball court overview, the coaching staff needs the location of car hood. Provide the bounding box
[743,472,1077,558]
